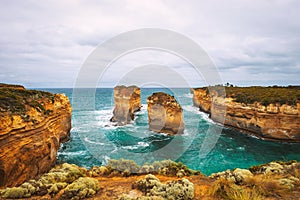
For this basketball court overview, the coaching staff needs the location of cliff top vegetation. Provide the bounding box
[198,85,300,106]
[0,83,55,117]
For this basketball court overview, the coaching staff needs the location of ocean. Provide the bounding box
[41,88,300,175]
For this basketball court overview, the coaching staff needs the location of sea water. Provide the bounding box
[40,88,300,175]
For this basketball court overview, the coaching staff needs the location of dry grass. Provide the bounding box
[208,178,263,200]
[244,174,293,198]
[224,187,263,200]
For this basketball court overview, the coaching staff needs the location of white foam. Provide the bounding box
[183,105,202,114]
[237,146,245,150]
[121,142,150,150]
[198,111,215,124]
[182,105,215,124]
[102,156,110,165]
[83,137,105,145]
[183,93,193,98]
[57,150,87,156]
[71,127,79,132]
[138,141,149,147]
[135,104,148,115]
[70,126,91,133]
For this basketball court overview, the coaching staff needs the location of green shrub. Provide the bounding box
[200,86,300,106]
[60,177,100,200]
[132,174,194,200]
[0,163,87,199]
[103,159,200,177]
[0,85,55,119]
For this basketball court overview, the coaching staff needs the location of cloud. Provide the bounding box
[0,0,299,87]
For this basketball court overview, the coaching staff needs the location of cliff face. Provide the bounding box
[192,88,300,142]
[110,85,141,126]
[0,84,71,187]
[147,92,184,135]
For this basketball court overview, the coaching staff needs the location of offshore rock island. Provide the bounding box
[192,86,300,142]
[110,85,141,126]
[0,84,71,187]
[147,92,185,135]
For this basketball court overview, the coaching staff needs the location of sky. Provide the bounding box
[0,0,300,88]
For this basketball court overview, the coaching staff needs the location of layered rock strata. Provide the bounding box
[147,92,184,135]
[110,85,141,126]
[192,88,300,142]
[0,84,71,187]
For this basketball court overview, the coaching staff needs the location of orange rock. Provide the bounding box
[0,85,71,187]
[192,88,300,142]
[110,85,141,126]
[147,92,184,135]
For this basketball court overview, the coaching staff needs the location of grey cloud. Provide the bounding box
[0,0,300,87]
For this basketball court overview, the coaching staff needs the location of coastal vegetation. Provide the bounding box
[89,159,201,177]
[201,85,300,106]
[0,83,54,117]
[1,159,300,199]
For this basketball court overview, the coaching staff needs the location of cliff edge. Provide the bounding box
[192,86,300,142]
[0,83,71,187]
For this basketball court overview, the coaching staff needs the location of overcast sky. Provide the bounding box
[0,0,300,88]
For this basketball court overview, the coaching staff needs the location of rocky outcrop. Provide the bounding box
[110,85,141,126]
[147,92,184,135]
[192,88,300,142]
[0,84,71,187]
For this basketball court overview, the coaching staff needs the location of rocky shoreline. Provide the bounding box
[192,86,300,142]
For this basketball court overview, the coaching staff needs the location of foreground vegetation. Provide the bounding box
[200,85,300,106]
[1,159,300,199]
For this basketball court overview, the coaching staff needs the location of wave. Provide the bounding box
[70,126,91,133]
[121,142,150,150]
[83,137,105,145]
[57,150,87,156]
[198,111,215,124]
[135,104,148,115]
[183,93,193,98]
[182,105,202,114]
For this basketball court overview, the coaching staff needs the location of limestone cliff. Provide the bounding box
[192,87,300,142]
[110,85,141,126]
[0,84,71,187]
[147,92,184,135]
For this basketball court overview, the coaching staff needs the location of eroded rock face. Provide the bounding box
[110,85,141,126]
[147,92,184,135]
[0,84,71,187]
[192,88,300,142]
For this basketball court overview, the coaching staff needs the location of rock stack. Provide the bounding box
[147,92,184,135]
[110,85,141,125]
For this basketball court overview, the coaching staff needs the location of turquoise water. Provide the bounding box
[41,88,300,175]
